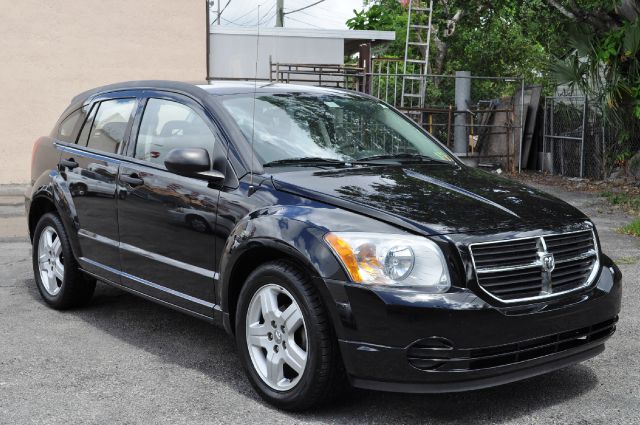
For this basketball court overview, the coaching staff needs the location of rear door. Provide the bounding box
[116,92,225,317]
[58,95,138,283]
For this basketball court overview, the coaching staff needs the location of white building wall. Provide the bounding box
[210,33,344,80]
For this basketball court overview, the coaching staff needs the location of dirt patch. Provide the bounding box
[508,171,640,216]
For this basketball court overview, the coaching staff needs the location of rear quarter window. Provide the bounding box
[56,109,82,143]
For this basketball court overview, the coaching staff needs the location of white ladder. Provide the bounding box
[401,0,434,110]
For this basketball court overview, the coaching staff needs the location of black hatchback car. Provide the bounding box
[26,81,621,410]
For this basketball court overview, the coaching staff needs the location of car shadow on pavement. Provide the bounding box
[302,365,598,423]
[26,280,600,423]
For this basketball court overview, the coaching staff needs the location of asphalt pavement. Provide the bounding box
[1,184,639,424]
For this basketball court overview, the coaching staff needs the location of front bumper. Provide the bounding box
[323,257,622,393]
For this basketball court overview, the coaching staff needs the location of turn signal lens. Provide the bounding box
[324,233,362,282]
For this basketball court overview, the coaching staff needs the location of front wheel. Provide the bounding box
[70,183,87,197]
[235,260,346,411]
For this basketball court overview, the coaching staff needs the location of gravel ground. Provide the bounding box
[1,184,639,424]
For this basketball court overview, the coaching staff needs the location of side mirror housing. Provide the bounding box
[164,148,224,184]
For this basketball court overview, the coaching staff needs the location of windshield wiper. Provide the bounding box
[262,157,348,167]
[355,153,451,164]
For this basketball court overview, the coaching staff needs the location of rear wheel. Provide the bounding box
[235,260,347,411]
[32,212,95,309]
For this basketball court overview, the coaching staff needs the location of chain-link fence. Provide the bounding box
[269,58,525,171]
[542,97,607,179]
[369,58,525,171]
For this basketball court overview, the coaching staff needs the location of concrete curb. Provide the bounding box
[0,184,28,196]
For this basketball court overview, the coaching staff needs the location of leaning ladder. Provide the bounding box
[401,0,434,111]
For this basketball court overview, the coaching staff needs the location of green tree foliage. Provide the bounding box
[348,0,640,154]
[549,1,640,154]
[347,0,407,57]
[347,1,564,89]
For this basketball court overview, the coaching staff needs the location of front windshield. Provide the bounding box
[219,91,454,165]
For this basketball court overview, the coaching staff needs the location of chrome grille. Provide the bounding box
[469,230,599,303]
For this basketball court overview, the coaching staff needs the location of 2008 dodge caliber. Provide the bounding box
[27,81,621,410]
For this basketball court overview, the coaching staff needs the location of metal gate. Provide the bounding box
[542,96,607,179]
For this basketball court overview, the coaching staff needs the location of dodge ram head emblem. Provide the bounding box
[538,245,556,294]
[541,253,555,273]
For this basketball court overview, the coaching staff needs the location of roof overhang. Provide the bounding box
[210,26,395,54]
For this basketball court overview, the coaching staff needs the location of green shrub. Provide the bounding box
[619,219,640,237]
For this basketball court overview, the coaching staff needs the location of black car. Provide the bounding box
[26,81,621,411]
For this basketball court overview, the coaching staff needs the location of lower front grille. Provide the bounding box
[469,230,599,303]
[407,317,617,372]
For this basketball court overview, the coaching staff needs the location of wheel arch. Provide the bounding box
[28,194,58,241]
[220,240,325,335]
[217,216,348,336]
[28,183,83,262]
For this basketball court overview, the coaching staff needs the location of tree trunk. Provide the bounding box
[544,0,629,32]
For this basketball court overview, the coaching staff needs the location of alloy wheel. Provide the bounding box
[37,226,64,296]
[245,284,308,391]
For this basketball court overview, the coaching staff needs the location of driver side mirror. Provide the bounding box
[164,148,225,185]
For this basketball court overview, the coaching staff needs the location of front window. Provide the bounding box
[135,98,216,167]
[219,92,454,165]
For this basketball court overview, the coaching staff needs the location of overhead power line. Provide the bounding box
[284,0,326,15]
[258,11,277,25]
[296,8,344,24]
[276,0,326,27]
[215,0,232,24]
[224,2,275,26]
[258,3,277,24]
[222,5,256,25]
[285,15,322,28]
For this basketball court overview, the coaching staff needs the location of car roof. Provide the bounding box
[197,81,353,96]
[69,80,356,107]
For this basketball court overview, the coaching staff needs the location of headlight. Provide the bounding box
[324,232,450,292]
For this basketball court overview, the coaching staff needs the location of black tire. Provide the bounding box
[72,183,88,197]
[32,212,96,309]
[235,260,347,411]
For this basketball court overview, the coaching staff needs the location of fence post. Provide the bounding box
[447,105,453,148]
[550,98,555,175]
[453,71,471,154]
[519,78,525,173]
[394,62,398,107]
[542,97,547,172]
[602,123,606,179]
[580,97,588,178]
[358,43,371,94]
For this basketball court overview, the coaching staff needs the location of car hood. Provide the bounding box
[270,164,589,235]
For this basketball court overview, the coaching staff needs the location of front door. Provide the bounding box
[116,95,223,316]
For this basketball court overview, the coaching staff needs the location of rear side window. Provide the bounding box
[135,98,215,167]
[57,109,82,142]
[83,98,136,154]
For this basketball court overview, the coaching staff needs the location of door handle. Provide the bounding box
[120,173,144,187]
[60,158,79,170]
